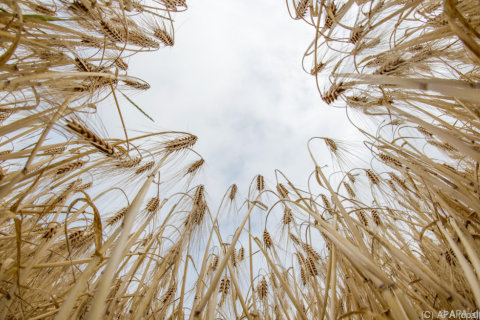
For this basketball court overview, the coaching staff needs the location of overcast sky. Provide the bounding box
[104,0,361,207]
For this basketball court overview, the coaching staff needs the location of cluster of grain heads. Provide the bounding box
[277,0,480,317]
[0,0,214,319]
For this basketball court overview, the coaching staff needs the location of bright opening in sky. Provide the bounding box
[106,0,360,204]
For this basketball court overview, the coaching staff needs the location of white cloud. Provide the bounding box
[101,0,363,207]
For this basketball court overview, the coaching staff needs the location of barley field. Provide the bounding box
[0,0,479,319]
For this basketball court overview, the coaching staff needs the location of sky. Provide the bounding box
[102,0,362,207]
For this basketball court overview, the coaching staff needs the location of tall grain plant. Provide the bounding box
[0,0,205,319]
[0,0,479,319]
